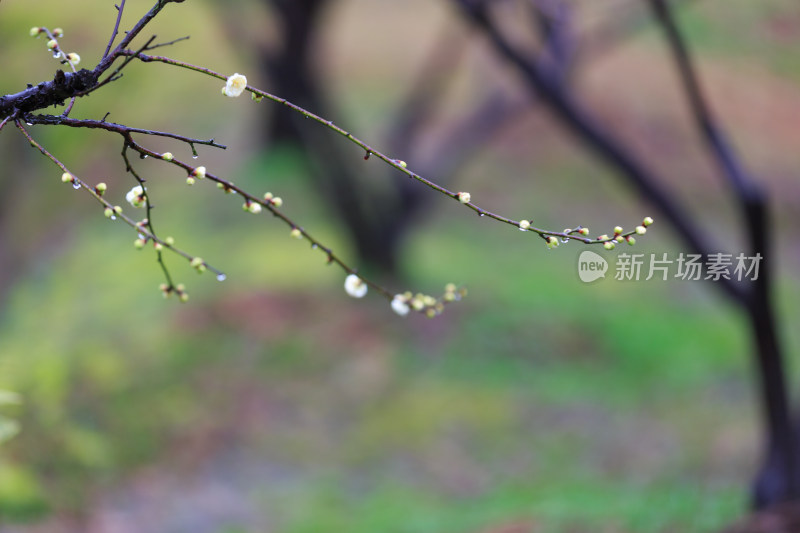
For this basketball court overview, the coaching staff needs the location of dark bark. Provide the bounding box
[0,69,97,120]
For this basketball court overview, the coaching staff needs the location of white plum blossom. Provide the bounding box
[344,274,367,298]
[222,73,247,97]
[126,185,145,208]
[391,295,410,316]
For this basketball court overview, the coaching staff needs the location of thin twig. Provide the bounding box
[104,0,127,59]
[119,50,644,244]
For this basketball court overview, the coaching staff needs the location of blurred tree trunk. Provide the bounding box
[454,0,799,512]
[257,0,411,275]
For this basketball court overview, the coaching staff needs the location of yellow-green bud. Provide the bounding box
[30,27,41,37]
[614,226,623,234]
[95,182,107,195]
[604,241,616,250]
[425,308,436,318]
[247,202,262,214]
[61,172,73,183]
[193,166,206,179]
[598,234,609,242]
[615,236,624,243]
[66,52,80,65]
[272,197,283,207]
[627,236,636,246]
[643,216,654,226]
[457,191,471,204]
[635,226,647,235]
[134,238,145,249]
[161,152,173,161]
[519,219,530,230]
[46,39,57,50]
[445,283,456,293]
[165,236,175,246]
[398,160,407,168]
[52,28,63,38]
[154,242,163,252]
[186,177,195,186]
[263,192,273,201]
[104,207,113,218]
[190,257,203,269]
[179,291,189,303]
[290,228,302,240]
[113,205,122,215]
[251,92,263,102]
[546,236,559,249]
[579,227,590,236]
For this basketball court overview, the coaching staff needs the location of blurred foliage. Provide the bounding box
[0,0,799,532]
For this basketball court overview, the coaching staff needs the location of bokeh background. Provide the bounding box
[0,0,799,531]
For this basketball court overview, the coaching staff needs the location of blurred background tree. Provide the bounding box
[1,0,799,532]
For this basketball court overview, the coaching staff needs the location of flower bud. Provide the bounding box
[457,192,471,204]
[546,236,559,249]
[397,160,407,168]
[222,73,247,97]
[272,197,283,207]
[192,166,206,179]
[186,177,195,186]
[66,53,80,65]
[126,185,145,208]
[635,226,647,235]
[134,238,145,249]
[626,236,636,246]
[165,236,175,246]
[161,152,173,161]
[61,172,73,183]
[519,219,530,231]
[52,28,63,37]
[95,182,107,195]
[344,274,368,298]
[290,228,302,240]
[46,39,57,50]
[643,216,654,226]
[104,207,113,218]
[579,227,590,236]
[614,226,623,235]
[604,241,616,250]
[30,27,42,37]
[391,295,410,316]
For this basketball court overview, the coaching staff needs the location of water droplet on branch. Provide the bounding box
[216,273,226,282]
